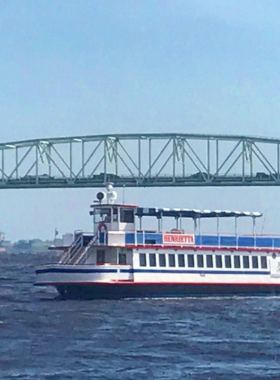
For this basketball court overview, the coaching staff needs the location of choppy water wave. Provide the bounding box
[0,252,280,379]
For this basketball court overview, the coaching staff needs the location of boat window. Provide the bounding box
[96,250,105,264]
[94,208,111,223]
[120,208,134,223]
[225,255,231,268]
[216,255,222,268]
[159,254,166,267]
[178,254,185,267]
[188,254,194,268]
[119,253,127,265]
[243,256,249,269]
[149,253,156,267]
[113,207,118,222]
[197,254,204,268]
[206,255,213,268]
[252,256,258,269]
[168,254,175,267]
[261,256,267,269]
[139,253,146,267]
[234,256,241,269]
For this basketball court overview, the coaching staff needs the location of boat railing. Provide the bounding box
[71,234,98,265]
[59,233,84,264]
[123,230,280,250]
[90,227,280,250]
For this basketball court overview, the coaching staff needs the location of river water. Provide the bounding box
[0,252,280,379]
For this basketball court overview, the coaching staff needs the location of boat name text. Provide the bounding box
[163,234,194,245]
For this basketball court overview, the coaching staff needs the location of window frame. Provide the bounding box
[159,253,166,267]
[149,253,156,267]
[206,255,213,268]
[120,208,135,223]
[178,254,185,268]
[243,255,250,269]
[252,256,259,269]
[139,253,146,267]
[118,253,127,265]
[215,255,222,268]
[225,255,231,269]
[96,249,105,264]
[234,255,241,269]
[188,254,195,268]
[261,256,267,269]
[168,253,176,267]
[197,254,204,268]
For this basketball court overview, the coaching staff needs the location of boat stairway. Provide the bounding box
[59,233,98,265]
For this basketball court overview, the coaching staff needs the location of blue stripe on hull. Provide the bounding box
[36,268,270,276]
[55,283,280,300]
[36,268,117,274]
[132,269,270,275]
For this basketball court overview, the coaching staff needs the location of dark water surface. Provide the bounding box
[1,253,280,379]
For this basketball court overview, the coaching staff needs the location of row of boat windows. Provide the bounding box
[139,253,268,270]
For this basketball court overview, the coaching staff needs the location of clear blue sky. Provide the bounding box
[1,0,280,241]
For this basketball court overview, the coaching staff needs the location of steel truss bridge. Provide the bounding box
[1,133,280,189]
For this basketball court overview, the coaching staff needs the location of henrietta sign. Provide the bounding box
[163,234,194,245]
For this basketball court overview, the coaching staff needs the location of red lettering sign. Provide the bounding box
[163,234,194,245]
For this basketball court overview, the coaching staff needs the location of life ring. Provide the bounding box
[98,222,108,233]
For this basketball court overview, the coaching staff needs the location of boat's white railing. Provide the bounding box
[124,229,280,250]
[72,234,98,265]
[59,233,84,264]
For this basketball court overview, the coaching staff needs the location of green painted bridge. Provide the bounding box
[0,133,280,188]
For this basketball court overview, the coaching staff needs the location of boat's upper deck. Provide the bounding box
[87,186,280,250]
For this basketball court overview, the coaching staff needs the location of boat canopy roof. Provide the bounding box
[135,208,262,219]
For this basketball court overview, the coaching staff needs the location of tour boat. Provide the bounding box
[35,184,280,299]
